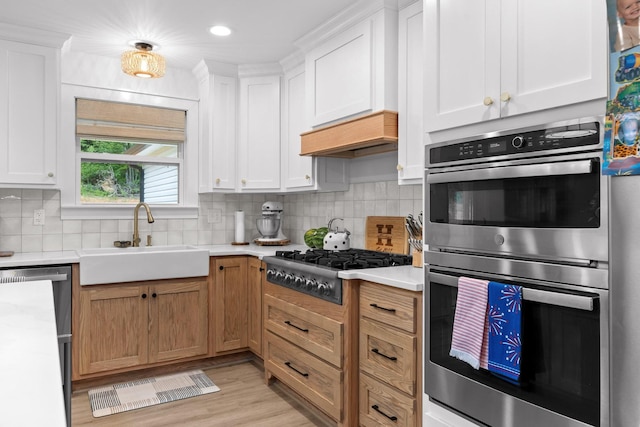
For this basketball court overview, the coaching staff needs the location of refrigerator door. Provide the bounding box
[610,176,640,427]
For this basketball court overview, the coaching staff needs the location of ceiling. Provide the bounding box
[2,0,359,71]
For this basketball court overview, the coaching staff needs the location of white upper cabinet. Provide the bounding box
[282,62,349,192]
[424,0,607,132]
[397,0,423,184]
[237,74,281,191]
[306,20,372,126]
[193,60,237,192]
[283,64,313,190]
[302,2,398,128]
[0,25,68,187]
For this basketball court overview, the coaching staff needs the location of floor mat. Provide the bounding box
[88,369,220,417]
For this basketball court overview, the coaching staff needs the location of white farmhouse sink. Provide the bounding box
[78,245,210,285]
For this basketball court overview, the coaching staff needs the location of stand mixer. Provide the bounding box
[255,201,289,245]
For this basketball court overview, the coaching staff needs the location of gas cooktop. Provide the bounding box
[263,249,413,305]
[270,248,413,270]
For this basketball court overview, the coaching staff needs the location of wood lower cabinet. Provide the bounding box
[263,280,358,426]
[247,257,264,356]
[212,256,248,353]
[73,277,208,378]
[359,281,422,427]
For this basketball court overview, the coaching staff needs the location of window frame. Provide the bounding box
[60,84,199,220]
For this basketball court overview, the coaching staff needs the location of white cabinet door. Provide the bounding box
[0,40,58,185]
[499,0,607,117]
[306,20,373,127]
[282,65,349,192]
[283,65,314,190]
[210,75,237,191]
[397,1,424,184]
[424,0,500,132]
[424,0,607,132]
[238,75,281,190]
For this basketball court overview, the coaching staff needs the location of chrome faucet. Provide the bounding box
[132,202,154,247]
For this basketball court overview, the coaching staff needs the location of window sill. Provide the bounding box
[61,205,199,220]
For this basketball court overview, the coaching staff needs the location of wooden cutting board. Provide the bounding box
[365,216,409,254]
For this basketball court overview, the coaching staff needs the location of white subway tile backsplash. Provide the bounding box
[43,234,63,252]
[0,217,21,235]
[22,235,43,252]
[62,234,82,251]
[100,220,118,233]
[0,235,21,252]
[0,199,21,218]
[21,189,43,200]
[63,220,82,234]
[0,180,422,253]
[21,218,42,235]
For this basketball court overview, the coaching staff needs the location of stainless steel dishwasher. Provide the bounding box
[0,265,72,426]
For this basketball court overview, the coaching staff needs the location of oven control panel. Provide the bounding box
[428,120,600,165]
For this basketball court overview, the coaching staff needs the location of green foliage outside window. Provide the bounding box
[80,139,141,203]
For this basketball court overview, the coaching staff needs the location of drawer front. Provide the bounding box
[265,331,343,420]
[360,373,417,427]
[264,294,343,367]
[360,318,416,395]
[360,281,418,333]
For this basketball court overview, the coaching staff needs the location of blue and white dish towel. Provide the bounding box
[486,281,523,382]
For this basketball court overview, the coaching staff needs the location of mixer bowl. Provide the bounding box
[256,217,280,238]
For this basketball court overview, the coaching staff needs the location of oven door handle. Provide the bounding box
[429,272,595,311]
[427,159,593,184]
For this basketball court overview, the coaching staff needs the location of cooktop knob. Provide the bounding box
[306,278,317,291]
[294,276,305,288]
[266,268,276,281]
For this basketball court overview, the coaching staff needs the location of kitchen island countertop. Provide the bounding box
[0,280,67,427]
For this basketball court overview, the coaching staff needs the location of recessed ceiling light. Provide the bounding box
[209,25,231,36]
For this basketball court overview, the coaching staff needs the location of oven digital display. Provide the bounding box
[488,140,506,154]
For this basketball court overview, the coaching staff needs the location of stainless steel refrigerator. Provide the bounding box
[609,176,640,427]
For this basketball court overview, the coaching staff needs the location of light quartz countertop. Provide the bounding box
[0,244,423,291]
[0,280,67,427]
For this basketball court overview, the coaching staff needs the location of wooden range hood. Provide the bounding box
[300,110,398,158]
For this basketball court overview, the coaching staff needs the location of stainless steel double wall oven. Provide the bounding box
[424,117,609,427]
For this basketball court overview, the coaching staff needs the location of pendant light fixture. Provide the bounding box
[121,41,165,79]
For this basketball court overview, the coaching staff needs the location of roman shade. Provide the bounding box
[76,99,186,143]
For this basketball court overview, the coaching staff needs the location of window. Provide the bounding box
[76,99,184,205]
[60,85,199,220]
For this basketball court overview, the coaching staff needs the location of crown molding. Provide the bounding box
[0,22,70,48]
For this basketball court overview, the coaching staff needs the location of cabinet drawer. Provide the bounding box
[360,373,417,427]
[360,281,418,333]
[264,294,343,367]
[265,331,342,420]
[360,318,416,396]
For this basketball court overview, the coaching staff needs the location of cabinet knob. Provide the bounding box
[259,267,265,272]
[219,265,224,271]
[305,174,311,181]
[483,97,494,106]
[141,293,147,299]
[500,92,511,102]
[241,179,247,185]
[152,293,157,298]
[215,178,221,185]
[47,172,54,178]
[396,164,404,171]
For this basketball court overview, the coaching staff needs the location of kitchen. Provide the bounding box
[0,0,626,426]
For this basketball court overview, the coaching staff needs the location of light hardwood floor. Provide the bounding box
[71,361,334,426]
